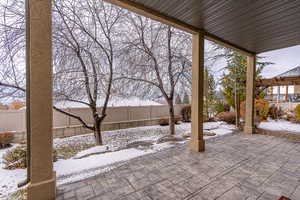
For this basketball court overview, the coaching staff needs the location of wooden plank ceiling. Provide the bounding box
[104,0,300,54]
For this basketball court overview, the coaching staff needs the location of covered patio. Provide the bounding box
[56,134,300,200]
[26,0,300,199]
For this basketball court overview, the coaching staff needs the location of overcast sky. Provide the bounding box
[210,44,300,82]
[259,45,300,78]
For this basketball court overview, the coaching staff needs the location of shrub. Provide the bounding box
[216,112,236,124]
[0,132,14,149]
[8,101,25,110]
[240,98,269,122]
[181,106,191,122]
[268,105,284,119]
[159,115,181,126]
[215,102,225,114]
[215,102,230,114]
[284,112,297,123]
[3,146,27,169]
[256,99,269,120]
[295,104,300,121]
[224,104,230,112]
[3,145,57,169]
[10,189,27,200]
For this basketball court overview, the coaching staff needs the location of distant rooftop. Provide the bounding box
[275,66,300,78]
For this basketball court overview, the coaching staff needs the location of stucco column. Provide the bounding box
[190,32,205,152]
[27,0,56,199]
[244,55,256,134]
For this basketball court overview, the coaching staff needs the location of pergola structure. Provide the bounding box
[257,77,300,87]
[257,66,300,102]
[26,0,300,199]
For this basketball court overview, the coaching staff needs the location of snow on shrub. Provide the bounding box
[181,106,191,122]
[3,146,57,169]
[3,146,27,169]
[268,104,284,119]
[216,112,236,124]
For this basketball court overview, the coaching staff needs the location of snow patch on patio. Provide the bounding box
[55,142,175,185]
[258,120,300,133]
[204,121,236,139]
[56,148,151,180]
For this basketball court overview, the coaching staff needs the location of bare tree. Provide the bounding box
[0,0,123,145]
[0,0,25,101]
[118,14,191,135]
[53,0,124,145]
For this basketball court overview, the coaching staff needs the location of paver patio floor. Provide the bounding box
[56,133,300,200]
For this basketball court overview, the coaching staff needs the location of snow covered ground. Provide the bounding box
[0,121,236,199]
[258,120,300,133]
[0,145,26,200]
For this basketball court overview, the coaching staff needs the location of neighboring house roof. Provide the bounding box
[275,66,300,78]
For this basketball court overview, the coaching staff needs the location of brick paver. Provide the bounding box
[56,133,300,200]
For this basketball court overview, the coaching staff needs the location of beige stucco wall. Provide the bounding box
[0,110,26,131]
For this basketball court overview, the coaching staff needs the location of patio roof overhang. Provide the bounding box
[104,0,300,55]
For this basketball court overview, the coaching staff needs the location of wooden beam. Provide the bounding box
[285,86,289,102]
[256,77,300,87]
[102,0,256,56]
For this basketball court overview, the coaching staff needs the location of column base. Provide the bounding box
[189,139,205,152]
[27,173,56,200]
[244,126,255,134]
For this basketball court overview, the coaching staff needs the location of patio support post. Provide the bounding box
[190,32,205,152]
[27,0,56,199]
[244,55,256,134]
[270,87,273,101]
[277,86,280,103]
[285,86,289,102]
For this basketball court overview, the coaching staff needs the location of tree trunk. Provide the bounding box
[94,119,103,145]
[167,99,175,135]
